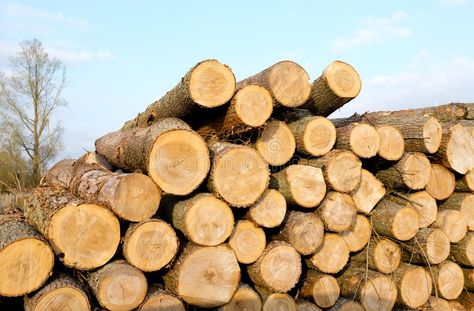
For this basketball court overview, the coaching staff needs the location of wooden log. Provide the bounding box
[288,116,336,157]
[247,241,301,293]
[464,268,474,291]
[208,142,269,207]
[371,196,419,241]
[375,152,431,190]
[402,228,450,265]
[301,60,361,116]
[450,300,467,311]
[351,237,401,274]
[96,118,210,195]
[433,209,467,243]
[328,298,365,311]
[82,150,112,170]
[87,260,148,311]
[437,123,474,174]
[24,186,120,270]
[300,270,340,308]
[458,292,474,310]
[317,191,357,232]
[270,164,326,208]
[440,193,474,230]
[335,123,380,158]
[451,232,474,267]
[340,214,371,252]
[122,59,236,129]
[337,268,397,311]
[308,233,350,274]
[391,262,432,308]
[171,193,234,246]
[431,260,464,300]
[238,60,311,108]
[296,299,322,311]
[255,120,296,166]
[246,189,287,228]
[300,150,362,193]
[261,293,297,311]
[138,284,185,311]
[402,191,438,228]
[419,296,453,311]
[350,169,385,214]
[0,210,54,297]
[274,211,324,255]
[24,274,90,311]
[123,219,179,272]
[228,220,266,264]
[426,164,456,200]
[456,170,474,192]
[375,125,405,161]
[163,243,240,307]
[217,284,262,311]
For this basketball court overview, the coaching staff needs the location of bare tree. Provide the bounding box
[0,39,66,185]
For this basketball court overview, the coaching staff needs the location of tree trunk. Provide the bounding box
[307,233,350,274]
[163,243,240,308]
[24,186,120,270]
[436,123,474,174]
[335,123,380,158]
[217,284,262,311]
[300,60,361,116]
[317,191,357,233]
[87,260,148,311]
[122,59,236,129]
[228,220,266,264]
[401,228,450,265]
[123,219,179,272]
[439,192,474,230]
[328,298,365,311]
[402,191,438,228]
[456,170,474,192]
[288,116,336,156]
[433,209,467,243]
[431,260,464,300]
[426,164,456,200]
[300,270,340,308]
[138,284,185,311]
[351,237,401,274]
[340,214,371,252]
[350,169,385,214]
[391,262,432,308]
[375,125,405,161]
[238,60,311,108]
[450,232,474,267]
[255,120,296,166]
[246,189,287,228]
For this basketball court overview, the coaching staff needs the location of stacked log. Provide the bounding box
[2,58,474,311]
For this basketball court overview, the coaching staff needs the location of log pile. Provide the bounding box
[2,58,474,311]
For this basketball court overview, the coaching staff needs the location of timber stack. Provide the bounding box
[2,58,474,311]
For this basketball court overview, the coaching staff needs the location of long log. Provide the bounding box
[375,125,405,161]
[350,169,385,214]
[402,191,437,228]
[426,164,456,200]
[433,209,467,243]
[401,228,450,265]
[351,236,401,274]
[391,262,432,308]
[456,170,474,192]
[288,116,336,157]
[317,191,357,233]
[340,214,371,252]
[307,233,349,274]
[450,232,474,267]
[255,120,296,166]
[228,220,266,264]
[138,284,185,311]
[436,123,474,174]
[300,270,340,308]
[431,260,464,300]
[246,189,287,228]
[335,123,380,158]
[440,192,474,230]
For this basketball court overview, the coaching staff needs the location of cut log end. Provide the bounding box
[268,61,311,107]
[247,189,287,228]
[444,124,474,174]
[407,191,437,228]
[302,117,337,156]
[263,293,297,311]
[285,165,326,208]
[256,120,296,166]
[229,220,266,264]
[309,234,349,274]
[324,60,361,99]
[376,125,405,161]
[329,300,364,311]
[234,85,273,127]
[435,209,467,243]
[348,124,380,158]
[423,117,443,153]
[139,291,184,311]
[350,169,385,214]
[400,152,431,190]
[392,206,420,241]
[341,214,371,252]
[327,151,362,193]
[296,300,322,311]
[398,265,432,308]
[424,228,451,264]
[360,274,397,311]
[281,212,324,255]
[302,271,340,308]
[319,192,357,232]
[423,296,453,311]
[435,260,464,300]
[218,286,262,311]
[373,238,401,274]
[426,164,456,200]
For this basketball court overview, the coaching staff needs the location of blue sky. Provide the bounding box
[1,0,473,160]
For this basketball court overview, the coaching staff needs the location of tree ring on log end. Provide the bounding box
[260,245,301,292]
[263,293,297,311]
[391,207,419,241]
[324,61,362,98]
[234,85,273,127]
[32,286,90,311]
[373,239,401,274]
[400,267,432,308]
[360,275,397,311]
[268,61,311,107]
[376,126,404,161]
[327,151,362,193]
[303,117,336,156]
[256,120,296,166]
[285,165,326,208]
[423,117,442,153]
[349,124,380,158]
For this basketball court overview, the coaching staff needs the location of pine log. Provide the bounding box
[450,300,467,311]
[255,120,296,166]
[375,125,405,161]
[300,60,361,116]
[401,228,450,265]
[24,274,90,311]
[228,220,266,264]
[208,142,269,207]
[138,285,185,311]
[288,116,336,157]
[317,191,357,232]
[350,169,385,214]
[296,299,322,311]
[337,268,397,311]
[433,209,467,243]
[96,118,210,195]
[375,152,431,190]
[431,260,464,300]
[340,214,371,252]
[464,268,474,291]
[300,150,362,193]
[300,270,340,308]
[44,156,161,222]
[171,193,234,246]
[335,123,380,158]
[270,165,326,208]
[458,292,474,310]
[440,192,474,230]
[246,189,287,228]
[450,232,474,267]
[437,123,474,174]
[274,211,324,255]
[218,284,262,311]
[123,219,179,272]
[87,260,148,311]
[24,186,120,270]
[308,233,349,274]
[403,191,438,228]
[0,210,54,297]
[351,237,401,274]
[426,164,456,200]
[419,296,453,311]
[163,243,240,308]
[122,59,236,129]
[371,196,419,241]
[238,60,311,108]
[328,298,365,311]
[391,262,432,308]
[456,170,474,192]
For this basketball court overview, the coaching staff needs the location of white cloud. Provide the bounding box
[330,11,412,53]
[440,0,469,5]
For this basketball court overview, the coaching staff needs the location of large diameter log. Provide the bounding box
[440,192,474,230]
[301,60,361,116]
[208,142,269,207]
[375,152,431,190]
[317,191,357,232]
[288,116,336,157]
[24,187,120,270]
[24,274,90,311]
[456,170,474,192]
[300,150,362,193]
[163,243,240,307]
[338,269,397,311]
[228,220,266,264]
[391,262,432,308]
[123,219,179,272]
[340,214,371,252]
[432,260,464,300]
[437,123,474,174]
[300,270,340,308]
[328,298,365,311]
[270,165,326,208]
[375,125,405,161]
[402,228,450,265]
[351,237,401,274]
[433,209,467,243]
[87,260,148,311]
[96,118,210,195]
[218,284,262,311]
[246,189,287,228]
[172,193,234,246]
[255,120,296,166]
[308,233,350,274]
[371,196,419,241]
[403,191,437,228]
[122,59,236,129]
[426,164,456,200]
[238,60,311,107]
[138,285,185,311]
[335,123,380,158]
[350,169,385,214]
[0,212,54,297]
[451,232,474,267]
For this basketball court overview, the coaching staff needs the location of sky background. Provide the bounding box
[1,0,473,160]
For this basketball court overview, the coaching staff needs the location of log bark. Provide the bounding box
[450,232,474,267]
[426,164,456,200]
[138,284,185,311]
[458,292,474,310]
[328,299,365,311]
[255,120,296,166]
[351,237,401,274]
[402,191,438,228]
[335,123,380,158]
[246,189,287,228]
[440,192,474,230]
[228,220,266,264]
[288,116,336,156]
[464,268,474,291]
[340,214,371,252]
[96,118,210,195]
[300,60,361,116]
[350,169,385,214]
[391,262,432,308]
[401,228,450,265]
[122,59,236,129]
[217,284,262,311]
[375,125,405,161]
[317,191,357,233]
[433,209,467,243]
[436,123,474,174]
[449,300,467,311]
[307,233,350,274]
[456,170,474,192]
[431,260,464,300]
[300,270,340,308]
